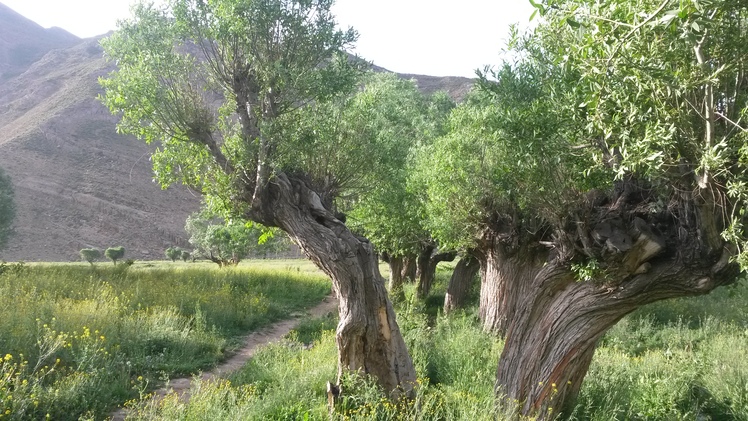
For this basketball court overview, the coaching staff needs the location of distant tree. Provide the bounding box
[180,250,191,262]
[185,210,287,266]
[0,167,15,251]
[79,248,101,265]
[165,246,182,262]
[104,246,125,265]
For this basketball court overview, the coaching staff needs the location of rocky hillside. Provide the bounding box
[0,2,473,261]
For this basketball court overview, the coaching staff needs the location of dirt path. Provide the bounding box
[109,296,338,421]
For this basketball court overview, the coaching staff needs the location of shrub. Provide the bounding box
[79,248,101,265]
[104,247,125,265]
[165,247,182,262]
[181,250,191,262]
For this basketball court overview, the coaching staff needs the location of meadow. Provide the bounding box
[1,260,747,420]
[0,260,330,420]
[124,265,748,421]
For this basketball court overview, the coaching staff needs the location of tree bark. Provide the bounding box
[252,173,417,396]
[388,256,405,302]
[492,215,737,419]
[478,240,539,334]
[401,256,417,282]
[443,254,480,313]
[416,247,457,299]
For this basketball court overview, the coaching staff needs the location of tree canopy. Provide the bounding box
[424,0,748,268]
[185,209,288,265]
[100,0,364,219]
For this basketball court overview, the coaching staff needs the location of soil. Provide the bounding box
[109,295,339,421]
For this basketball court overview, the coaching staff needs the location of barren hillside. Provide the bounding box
[0,2,473,261]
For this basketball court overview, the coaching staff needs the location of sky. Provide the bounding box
[2,0,535,78]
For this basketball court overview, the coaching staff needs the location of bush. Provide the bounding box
[165,247,182,262]
[79,248,101,265]
[104,247,125,265]
[181,250,191,262]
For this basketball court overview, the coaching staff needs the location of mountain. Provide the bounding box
[0,2,79,81]
[0,3,473,261]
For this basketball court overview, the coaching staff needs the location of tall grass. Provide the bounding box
[0,262,330,420]
[124,274,748,420]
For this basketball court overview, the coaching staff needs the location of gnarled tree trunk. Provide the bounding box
[254,174,417,396]
[492,210,737,419]
[477,240,538,334]
[416,246,457,299]
[401,256,417,282]
[388,255,405,301]
[443,254,480,313]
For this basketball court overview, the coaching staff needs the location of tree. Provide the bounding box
[442,252,480,313]
[104,247,125,265]
[0,167,15,251]
[100,0,415,394]
[79,248,101,265]
[181,249,191,262]
[185,210,285,266]
[165,246,183,262]
[344,76,456,300]
[422,0,748,416]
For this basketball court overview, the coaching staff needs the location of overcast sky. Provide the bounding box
[2,0,535,77]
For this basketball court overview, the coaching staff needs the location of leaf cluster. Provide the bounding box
[185,208,288,263]
[99,0,363,216]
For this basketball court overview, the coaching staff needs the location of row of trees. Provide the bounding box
[100,0,748,417]
[80,246,126,265]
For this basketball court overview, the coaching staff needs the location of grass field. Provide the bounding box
[124,268,748,421]
[0,260,330,420]
[2,260,747,420]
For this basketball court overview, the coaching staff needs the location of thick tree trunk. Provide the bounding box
[443,254,480,313]
[252,174,417,396]
[416,247,457,299]
[388,256,405,301]
[478,242,538,334]
[401,256,416,282]
[492,216,737,419]
[415,245,435,298]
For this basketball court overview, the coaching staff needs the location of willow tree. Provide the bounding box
[423,0,748,417]
[100,0,415,394]
[345,77,456,300]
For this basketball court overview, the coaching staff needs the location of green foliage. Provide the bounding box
[165,246,182,262]
[99,0,362,212]
[571,259,603,283]
[0,262,330,420]
[79,248,101,265]
[422,0,748,261]
[180,249,191,262]
[0,166,15,251]
[185,209,289,265]
[104,246,125,265]
[330,73,455,257]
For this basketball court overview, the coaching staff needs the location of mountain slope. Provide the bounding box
[0,2,80,81]
[0,4,473,261]
[0,37,200,261]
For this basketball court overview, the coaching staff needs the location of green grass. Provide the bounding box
[0,261,330,420]
[4,258,747,420]
[122,273,748,421]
